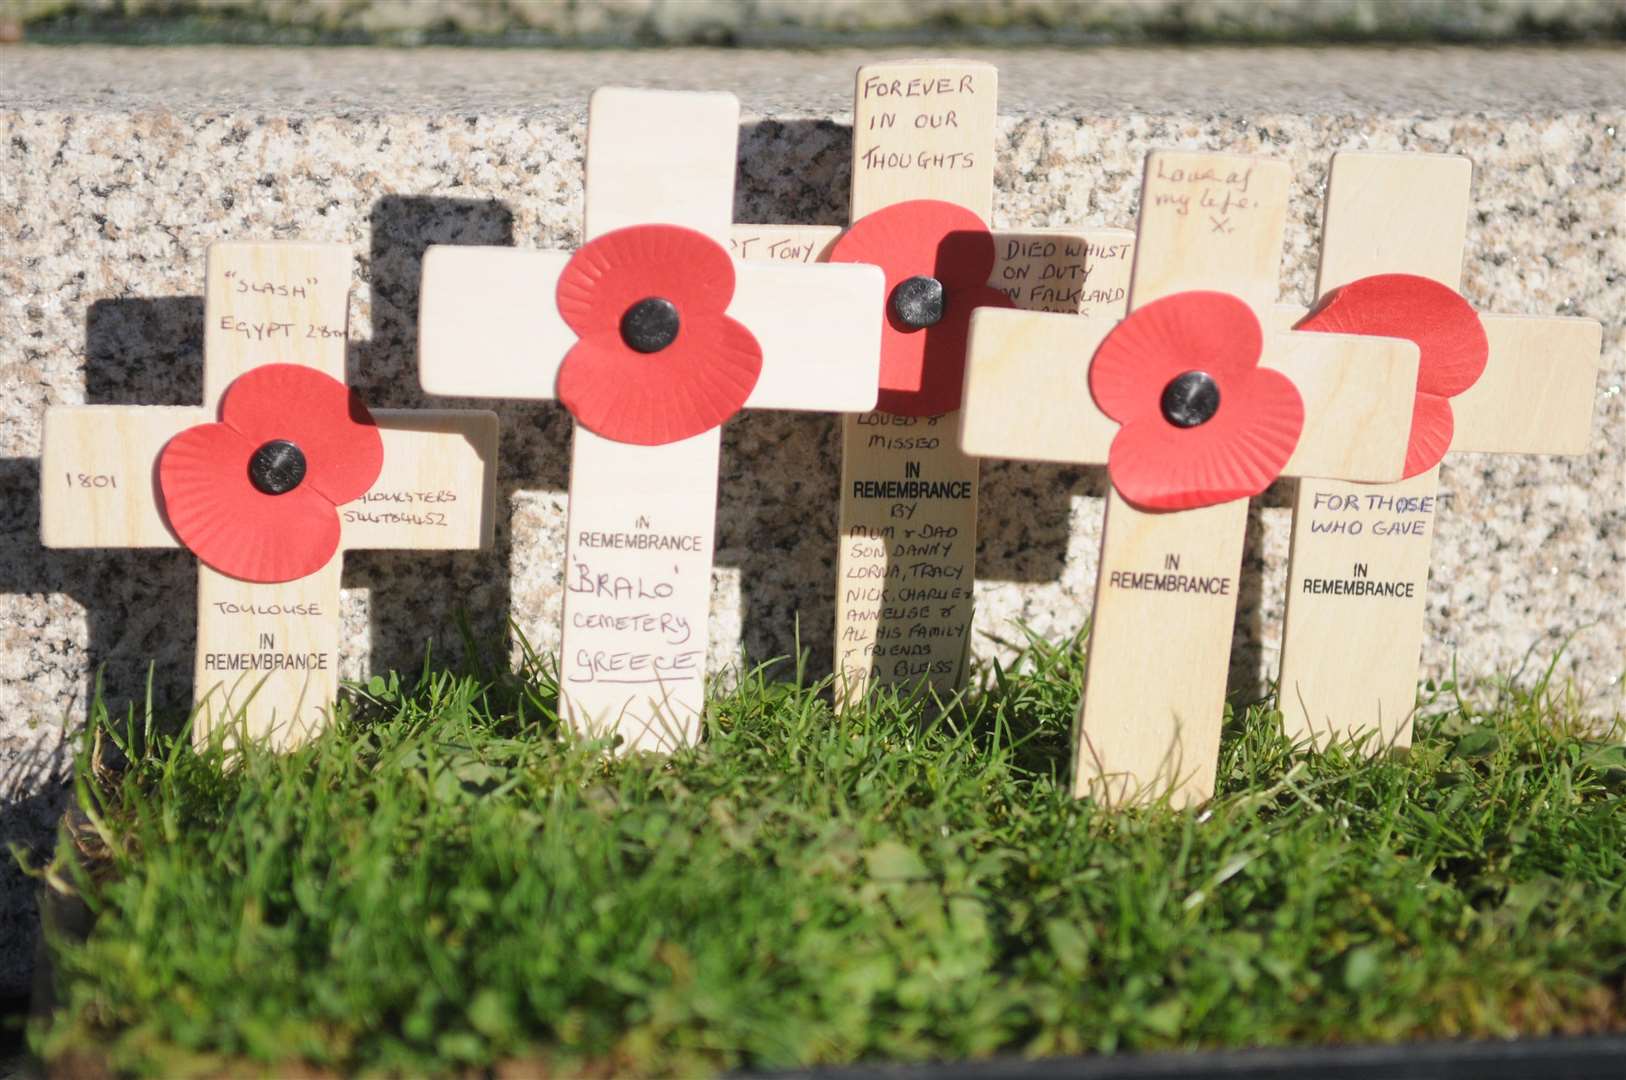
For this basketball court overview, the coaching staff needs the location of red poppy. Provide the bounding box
[1090,291,1304,512]
[1295,273,1487,478]
[555,224,762,445]
[828,199,1013,417]
[158,364,383,583]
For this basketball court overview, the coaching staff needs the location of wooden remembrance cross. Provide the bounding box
[419,88,885,751]
[733,58,1137,704]
[1277,152,1603,749]
[962,151,1424,807]
[41,241,499,750]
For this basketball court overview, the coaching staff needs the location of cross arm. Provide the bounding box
[1259,301,1423,486]
[730,224,840,264]
[956,226,1139,463]
[959,273,1418,481]
[339,410,499,552]
[959,307,1118,465]
[1450,313,1602,454]
[732,259,884,412]
[42,402,498,554]
[417,246,573,400]
[40,405,205,548]
[960,310,1418,480]
[1265,320,1420,483]
[418,245,885,413]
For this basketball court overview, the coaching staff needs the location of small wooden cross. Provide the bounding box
[1276,152,1602,749]
[738,60,1135,707]
[41,241,499,750]
[962,151,1424,807]
[418,88,885,751]
[827,60,994,706]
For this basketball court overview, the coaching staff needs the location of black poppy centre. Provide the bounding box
[890,275,946,329]
[1160,371,1221,428]
[620,296,682,353]
[248,439,308,495]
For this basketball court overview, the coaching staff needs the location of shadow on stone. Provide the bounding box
[976,460,1104,587]
[85,296,206,407]
[349,195,557,683]
[10,298,204,719]
[0,725,73,999]
[76,297,203,719]
[1228,481,1296,707]
[735,117,852,228]
[717,410,844,679]
[724,118,852,677]
[0,295,218,991]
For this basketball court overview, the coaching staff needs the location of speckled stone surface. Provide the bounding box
[2,45,1623,991]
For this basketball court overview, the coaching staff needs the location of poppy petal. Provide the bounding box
[875,283,1014,417]
[557,225,736,339]
[219,364,383,506]
[830,200,998,291]
[1297,273,1488,397]
[1405,392,1455,479]
[1107,420,1221,511]
[1099,369,1300,513]
[832,201,1004,418]
[159,422,342,583]
[1296,273,1485,477]
[1090,292,1263,425]
[558,313,762,445]
[1106,367,1304,511]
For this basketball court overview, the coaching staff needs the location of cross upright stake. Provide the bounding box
[733,62,1135,699]
[963,151,1425,807]
[1277,152,1603,749]
[814,59,1001,706]
[418,88,886,751]
[41,241,499,750]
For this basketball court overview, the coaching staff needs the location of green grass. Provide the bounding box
[22,631,1626,1076]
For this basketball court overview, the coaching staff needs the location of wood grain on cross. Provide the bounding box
[41,241,499,750]
[1276,152,1602,749]
[962,151,1423,808]
[418,89,884,751]
[735,61,1138,707]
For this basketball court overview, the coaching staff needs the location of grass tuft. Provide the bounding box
[22,629,1626,1076]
